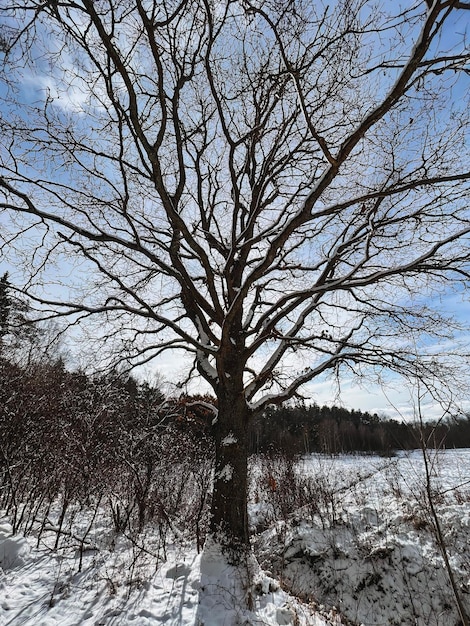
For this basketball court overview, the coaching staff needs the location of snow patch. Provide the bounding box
[198,537,321,625]
[166,562,192,579]
[217,464,234,481]
[0,521,30,571]
[195,315,218,381]
[221,433,238,446]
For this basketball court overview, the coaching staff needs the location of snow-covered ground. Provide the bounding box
[0,519,332,626]
[255,449,470,626]
[1,449,469,625]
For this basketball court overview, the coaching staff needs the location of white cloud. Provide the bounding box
[23,72,89,113]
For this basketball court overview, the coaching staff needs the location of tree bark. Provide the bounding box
[210,382,251,562]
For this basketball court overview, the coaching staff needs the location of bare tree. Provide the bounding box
[0,0,469,561]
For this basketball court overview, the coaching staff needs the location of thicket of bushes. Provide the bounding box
[0,357,214,552]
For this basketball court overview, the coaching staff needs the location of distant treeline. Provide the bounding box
[250,404,470,455]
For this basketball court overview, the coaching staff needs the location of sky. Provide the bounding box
[1,1,469,422]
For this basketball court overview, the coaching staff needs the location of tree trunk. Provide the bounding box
[210,386,251,562]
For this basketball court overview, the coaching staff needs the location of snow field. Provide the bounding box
[253,450,470,625]
[0,449,469,625]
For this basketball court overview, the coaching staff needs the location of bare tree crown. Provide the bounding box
[0,0,469,409]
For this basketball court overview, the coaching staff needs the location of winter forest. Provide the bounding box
[1,0,470,624]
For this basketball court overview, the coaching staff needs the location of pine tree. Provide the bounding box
[0,272,11,350]
[0,273,39,360]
